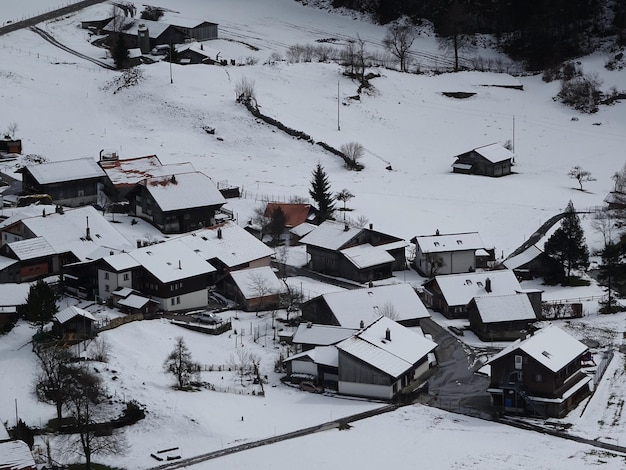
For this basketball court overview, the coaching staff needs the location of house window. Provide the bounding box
[535,374,543,382]
[176,296,181,305]
[78,189,85,197]
[104,272,109,280]
[105,284,110,292]
[123,273,129,281]
[171,298,175,306]
[514,355,523,370]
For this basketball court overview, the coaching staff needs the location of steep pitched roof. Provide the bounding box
[472,293,537,323]
[283,346,338,368]
[228,266,287,299]
[486,325,587,372]
[414,232,486,254]
[0,440,37,470]
[140,172,225,212]
[7,237,56,260]
[473,143,514,163]
[99,155,196,188]
[340,243,394,269]
[299,220,361,250]
[264,203,313,227]
[337,316,436,378]
[292,324,357,347]
[428,270,522,307]
[24,157,106,184]
[176,221,274,268]
[503,245,544,270]
[54,305,95,324]
[318,283,430,328]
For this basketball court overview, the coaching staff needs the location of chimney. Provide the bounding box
[85,216,91,240]
[359,320,364,329]
[485,277,492,293]
[385,328,391,341]
[42,208,46,217]
[306,321,312,328]
[435,229,440,236]
[178,259,182,270]
[137,240,142,248]
[369,223,373,230]
[217,228,222,239]
[344,223,349,232]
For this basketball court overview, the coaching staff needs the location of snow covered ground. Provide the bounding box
[1,0,626,468]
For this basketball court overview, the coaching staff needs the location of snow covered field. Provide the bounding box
[1,0,626,468]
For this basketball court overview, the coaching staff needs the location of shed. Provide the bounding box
[52,305,95,339]
[452,143,514,177]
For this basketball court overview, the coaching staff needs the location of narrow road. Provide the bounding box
[148,404,399,470]
[29,26,116,70]
[0,0,109,36]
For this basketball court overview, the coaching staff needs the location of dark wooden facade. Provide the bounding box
[20,169,106,208]
[52,315,94,339]
[0,138,22,154]
[452,150,512,177]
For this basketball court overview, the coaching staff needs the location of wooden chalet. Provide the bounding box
[126,171,226,234]
[0,136,22,154]
[52,306,95,339]
[467,293,538,341]
[485,325,592,418]
[19,157,108,207]
[452,143,514,177]
[299,221,407,283]
[220,265,286,312]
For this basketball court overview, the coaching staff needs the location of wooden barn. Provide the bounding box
[452,143,514,177]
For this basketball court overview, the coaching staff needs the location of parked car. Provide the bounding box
[193,312,220,325]
[299,381,323,394]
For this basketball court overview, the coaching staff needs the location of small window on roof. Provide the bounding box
[146,251,152,255]
[465,279,472,285]
[542,351,552,358]
[456,240,462,245]
[433,241,440,247]
[477,281,483,287]
[368,291,374,296]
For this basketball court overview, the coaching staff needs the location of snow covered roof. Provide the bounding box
[430,270,522,307]
[320,283,430,328]
[118,294,155,309]
[289,222,317,238]
[129,240,216,284]
[24,157,106,184]
[54,305,95,324]
[414,232,486,254]
[103,18,171,38]
[337,316,436,378]
[20,206,134,262]
[604,191,626,206]
[176,221,274,268]
[0,205,47,229]
[486,325,588,373]
[167,15,218,28]
[340,243,394,269]
[284,345,338,368]
[0,255,18,272]
[99,155,196,188]
[473,143,514,163]
[503,245,544,270]
[299,220,361,250]
[472,293,537,323]
[0,421,9,440]
[228,266,287,299]
[7,236,56,260]
[140,172,225,212]
[292,324,357,347]
[0,440,36,469]
[112,287,136,299]
[102,253,140,272]
[0,283,30,306]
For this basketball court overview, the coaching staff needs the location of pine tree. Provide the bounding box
[544,200,589,281]
[597,238,626,313]
[111,33,130,69]
[309,163,335,221]
[19,279,58,331]
[268,206,286,243]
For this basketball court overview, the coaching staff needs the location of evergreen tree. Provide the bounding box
[597,238,626,313]
[544,200,589,281]
[309,163,336,221]
[268,206,287,243]
[111,33,130,69]
[19,279,58,331]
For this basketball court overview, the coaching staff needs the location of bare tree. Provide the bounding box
[353,214,370,229]
[568,165,596,191]
[64,365,125,470]
[246,272,273,316]
[341,142,365,167]
[89,337,110,363]
[33,346,77,422]
[5,122,18,138]
[383,19,419,72]
[378,302,399,321]
[235,77,256,103]
[427,254,445,278]
[229,347,254,386]
[108,5,127,33]
[163,337,199,389]
[437,1,474,72]
[280,282,304,321]
[336,188,355,220]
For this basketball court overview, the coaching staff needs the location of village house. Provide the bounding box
[0,135,22,154]
[451,143,514,177]
[467,293,538,341]
[19,157,108,207]
[110,287,160,316]
[261,202,319,243]
[422,270,542,319]
[0,437,37,470]
[0,282,30,329]
[299,221,407,283]
[302,283,431,328]
[220,265,287,312]
[98,153,196,202]
[52,305,96,340]
[126,171,226,234]
[101,18,185,53]
[501,244,554,280]
[485,325,592,418]
[97,239,217,312]
[291,323,357,352]
[411,231,490,277]
[285,316,437,400]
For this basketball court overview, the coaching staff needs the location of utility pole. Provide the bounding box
[169,44,173,84]
[337,80,340,131]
